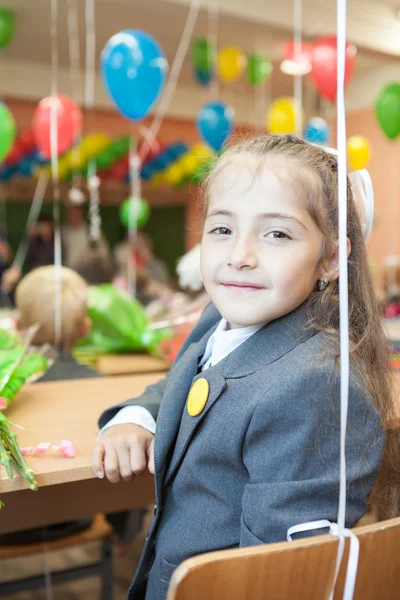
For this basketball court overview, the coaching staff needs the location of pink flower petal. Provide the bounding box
[0,397,7,409]
[20,447,33,456]
[34,442,52,455]
[59,438,76,458]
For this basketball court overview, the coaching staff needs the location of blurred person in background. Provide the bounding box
[1,213,56,296]
[63,205,112,271]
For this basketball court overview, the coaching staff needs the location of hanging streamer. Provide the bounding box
[85,0,101,242]
[293,0,303,137]
[138,0,201,162]
[50,0,62,351]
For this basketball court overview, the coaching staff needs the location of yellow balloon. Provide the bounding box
[57,156,70,180]
[347,135,371,170]
[191,143,213,160]
[181,154,200,174]
[218,46,246,82]
[267,97,302,135]
[80,133,111,159]
[164,164,183,185]
[69,144,87,170]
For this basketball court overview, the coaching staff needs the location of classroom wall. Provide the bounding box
[344,107,400,287]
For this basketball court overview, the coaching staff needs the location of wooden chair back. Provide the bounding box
[166,517,400,600]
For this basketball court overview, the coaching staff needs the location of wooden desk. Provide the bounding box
[96,353,170,376]
[0,375,163,535]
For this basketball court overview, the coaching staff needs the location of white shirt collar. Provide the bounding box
[199,318,265,371]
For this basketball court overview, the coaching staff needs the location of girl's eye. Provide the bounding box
[210,227,232,236]
[265,231,290,240]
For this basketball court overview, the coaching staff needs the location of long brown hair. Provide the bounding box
[203,134,399,519]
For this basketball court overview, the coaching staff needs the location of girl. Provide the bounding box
[92,135,395,600]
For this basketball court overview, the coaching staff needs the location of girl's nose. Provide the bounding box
[228,239,258,270]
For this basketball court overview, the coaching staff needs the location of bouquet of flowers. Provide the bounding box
[0,327,50,501]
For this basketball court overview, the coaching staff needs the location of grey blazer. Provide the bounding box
[99,302,385,600]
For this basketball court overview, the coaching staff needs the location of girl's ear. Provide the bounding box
[323,238,352,282]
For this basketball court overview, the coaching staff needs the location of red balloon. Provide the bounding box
[5,141,24,166]
[18,128,37,154]
[32,95,82,159]
[110,159,129,180]
[310,36,356,102]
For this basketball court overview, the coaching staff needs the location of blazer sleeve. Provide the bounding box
[98,302,221,429]
[239,365,386,547]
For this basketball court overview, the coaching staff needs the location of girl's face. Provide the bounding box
[201,161,324,328]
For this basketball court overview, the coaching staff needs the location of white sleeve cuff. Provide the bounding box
[98,405,156,438]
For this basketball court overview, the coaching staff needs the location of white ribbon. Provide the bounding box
[287,520,360,600]
[287,2,361,599]
[313,146,374,243]
[348,169,374,242]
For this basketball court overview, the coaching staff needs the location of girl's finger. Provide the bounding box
[147,438,155,474]
[104,446,121,483]
[130,441,147,475]
[91,442,105,479]
[116,441,134,481]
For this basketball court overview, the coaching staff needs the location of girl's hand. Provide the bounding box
[92,424,155,483]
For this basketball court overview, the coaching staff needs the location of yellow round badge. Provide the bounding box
[187,378,210,417]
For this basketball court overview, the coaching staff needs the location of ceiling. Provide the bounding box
[1,0,399,115]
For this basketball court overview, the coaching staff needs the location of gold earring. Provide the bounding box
[318,278,329,291]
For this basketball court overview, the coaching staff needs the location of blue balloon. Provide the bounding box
[194,67,214,87]
[141,165,154,180]
[167,142,189,160]
[304,117,330,145]
[0,165,14,181]
[18,158,33,177]
[152,152,170,171]
[101,30,168,121]
[197,101,234,152]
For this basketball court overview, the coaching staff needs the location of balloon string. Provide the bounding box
[50,0,62,350]
[85,0,101,242]
[128,134,141,299]
[330,0,359,596]
[208,0,219,100]
[13,172,49,269]
[138,0,201,162]
[67,0,82,105]
[293,0,303,136]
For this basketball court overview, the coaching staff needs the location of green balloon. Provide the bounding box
[95,148,114,171]
[192,38,214,73]
[120,197,150,229]
[110,136,131,159]
[0,8,15,50]
[0,102,16,164]
[247,54,272,86]
[376,83,400,140]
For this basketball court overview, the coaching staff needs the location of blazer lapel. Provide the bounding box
[164,367,227,486]
[154,322,218,498]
